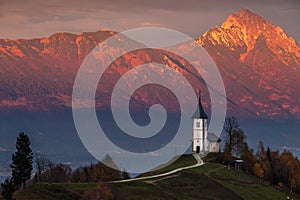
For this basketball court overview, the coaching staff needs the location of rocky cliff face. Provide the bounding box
[198,9,300,119]
[0,9,299,119]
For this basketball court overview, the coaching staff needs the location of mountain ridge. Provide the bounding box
[0,9,299,119]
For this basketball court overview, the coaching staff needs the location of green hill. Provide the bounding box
[110,161,299,200]
[9,154,300,200]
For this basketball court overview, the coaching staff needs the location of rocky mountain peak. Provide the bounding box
[200,9,299,65]
[0,11,299,119]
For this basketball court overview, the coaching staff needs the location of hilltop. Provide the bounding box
[8,154,300,200]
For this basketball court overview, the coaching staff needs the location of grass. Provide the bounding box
[137,154,197,178]
[13,183,79,200]
[190,163,300,200]
[111,162,240,199]
[110,171,242,200]
[13,182,97,200]
[10,154,300,200]
[109,181,174,200]
[111,161,300,200]
[58,182,96,192]
[202,152,225,163]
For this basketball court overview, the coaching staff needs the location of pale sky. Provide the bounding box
[0,0,299,43]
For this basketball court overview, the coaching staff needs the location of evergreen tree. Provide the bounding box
[11,132,33,188]
[121,169,130,180]
[1,178,15,200]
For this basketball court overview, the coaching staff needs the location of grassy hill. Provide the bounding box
[12,183,97,200]
[110,162,299,200]
[9,154,300,200]
[137,154,197,178]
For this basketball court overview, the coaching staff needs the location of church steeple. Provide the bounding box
[192,89,208,154]
[192,90,208,119]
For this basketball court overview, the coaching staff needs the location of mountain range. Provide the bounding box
[0,9,299,120]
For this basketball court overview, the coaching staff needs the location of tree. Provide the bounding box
[83,182,113,200]
[255,142,272,180]
[277,151,300,194]
[71,160,122,182]
[241,143,256,174]
[253,162,264,182]
[266,147,271,162]
[270,150,280,184]
[1,178,16,200]
[47,163,72,183]
[34,153,52,182]
[121,169,130,180]
[255,141,266,162]
[231,128,246,158]
[101,154,121,181]
[11,132,33,188]
[223,143,233,162]
[223,116,239,155]
[289,175,300,194]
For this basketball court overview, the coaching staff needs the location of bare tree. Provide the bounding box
[224,116,239,155]
[34,153,52,182]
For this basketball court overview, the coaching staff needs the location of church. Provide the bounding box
[192,91,221,154]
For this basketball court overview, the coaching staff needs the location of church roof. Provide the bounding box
[207,132,221,142]
[192,90,208,119]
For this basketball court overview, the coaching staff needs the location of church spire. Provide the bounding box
[192,89,208,119]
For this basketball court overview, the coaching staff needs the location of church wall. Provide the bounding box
[209,142,220,152]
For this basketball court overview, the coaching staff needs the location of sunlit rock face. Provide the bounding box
[0,9,299,120]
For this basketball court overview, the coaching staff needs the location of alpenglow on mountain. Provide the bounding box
[0,9,299,120]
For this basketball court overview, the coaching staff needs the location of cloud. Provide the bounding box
[0,146,10,152]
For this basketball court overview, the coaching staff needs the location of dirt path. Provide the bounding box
[112,154,204,183]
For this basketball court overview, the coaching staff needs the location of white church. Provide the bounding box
[192,91,221,154]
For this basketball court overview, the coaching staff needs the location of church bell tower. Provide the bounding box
[192,90,208,153]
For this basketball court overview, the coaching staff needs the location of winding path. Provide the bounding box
[112,154,204,183]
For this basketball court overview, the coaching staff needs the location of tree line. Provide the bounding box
[34,153,129,183]
[223,117,300,194]
[0,132,129,200]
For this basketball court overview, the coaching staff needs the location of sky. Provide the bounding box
[0,0,299,43]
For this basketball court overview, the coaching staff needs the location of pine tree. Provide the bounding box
[1,178,15,200]
[121,169,130,180]
[11,132,33,188]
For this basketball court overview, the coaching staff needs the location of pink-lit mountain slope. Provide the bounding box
[0,9,299,120]
[198,9,300,119]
